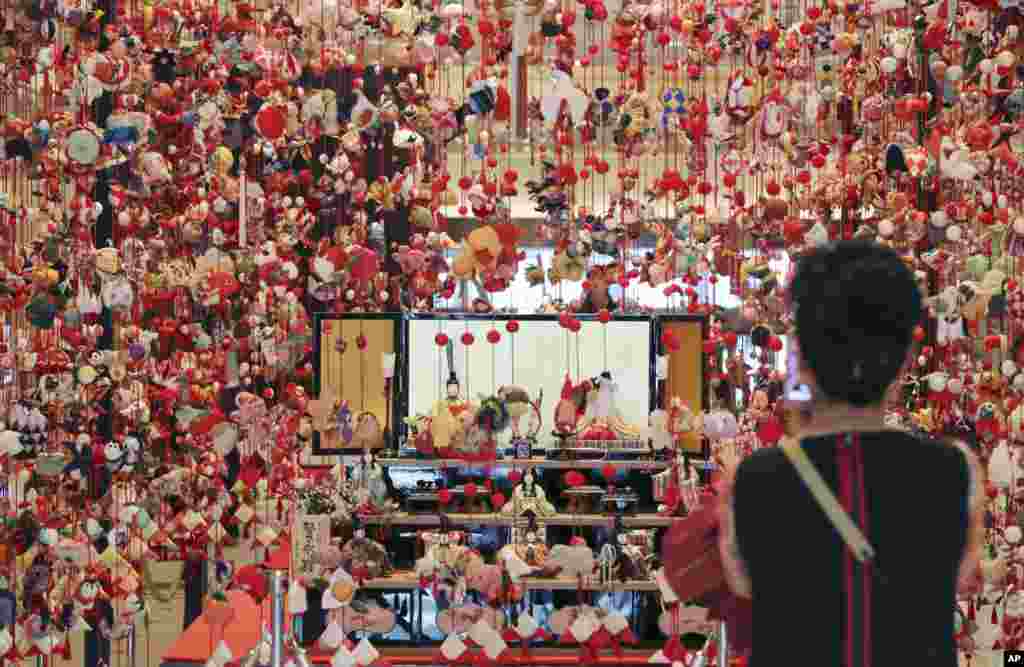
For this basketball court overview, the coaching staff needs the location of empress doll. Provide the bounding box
[500,469,555,516]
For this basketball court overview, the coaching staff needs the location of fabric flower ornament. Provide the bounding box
[551,250,586,282]
[452,226,500,279]
[346,247,380,285]
[366,181,395,210]
[904,146,934,178]
[395,245,427,274]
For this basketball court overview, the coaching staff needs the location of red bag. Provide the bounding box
[661,498,727,601]
[661,493,753,656]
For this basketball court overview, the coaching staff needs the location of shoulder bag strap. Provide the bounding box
[780,438,876,565]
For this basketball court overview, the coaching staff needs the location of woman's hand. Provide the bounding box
[715,439,743,478]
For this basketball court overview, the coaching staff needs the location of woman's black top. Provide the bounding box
[733,431,970,667]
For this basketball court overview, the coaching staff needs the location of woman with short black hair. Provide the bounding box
[718,241,983,666]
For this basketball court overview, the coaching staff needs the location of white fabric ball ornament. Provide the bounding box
[1007,526,1023,545]
[1003,360,1018,377]
[0,431,19,455]
[927,373,948,392]
[878,219,895,237]
[989,442,1013,488]
[946,225,962,242]
[998,51,1016,67]
[880,57,899,73]
[86,518,102,538]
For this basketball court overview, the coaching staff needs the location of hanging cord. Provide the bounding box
[511,326,515,386]
[465,321,470,400]
[603,320,608,372]
[576,328,582,382]
[360,320,366,413]
[438,320,443,402]
[339,317,348,407]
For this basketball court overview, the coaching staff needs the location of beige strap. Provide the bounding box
[780,438,876,564]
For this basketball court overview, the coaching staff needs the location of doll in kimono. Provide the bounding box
[500,469,556,516]
[430,370,476,456]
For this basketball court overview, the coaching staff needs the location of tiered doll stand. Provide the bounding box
[163,312,722,666]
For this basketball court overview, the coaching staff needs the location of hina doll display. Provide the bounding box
[577,372,644,441]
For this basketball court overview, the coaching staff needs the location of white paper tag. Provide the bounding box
[353,638,379,666]
[440,634,468,660]
[500,549,534,580]
[516,613,539,639]
[656,355,669,380]
[319,622,346,650]
[288,582,308,615]
[256,526,279,547]
[481,632,507,660]
[655,569,679,604]
[212,640,233,665]
[469,619,500,647]
[35,635,54,656]
[603,613,629,636]
[332,644,356,667]
[570,613,599,643]
[181,510,204,531]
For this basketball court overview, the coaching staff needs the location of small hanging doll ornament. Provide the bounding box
[724,73,756,124]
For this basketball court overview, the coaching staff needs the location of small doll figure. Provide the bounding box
[22,555,51,616]
[339,519,393,581]
[500,469,556,516]
[576,265,618,313]
[430,349,476,454]
[667,397,696,447]
[350,452,394,514]
[512,521,549,568]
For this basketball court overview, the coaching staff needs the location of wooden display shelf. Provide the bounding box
[361,572,659,592]
[378,458,671,470]
[360,512,676,528]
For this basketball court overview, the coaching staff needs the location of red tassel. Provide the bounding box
[663,636,685,661]
[589,627,612,650]
[618,628,638,644]
[968,599,976,621]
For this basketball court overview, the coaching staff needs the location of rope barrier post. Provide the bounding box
[127,622,137,667]
[270,569,286,667]
[717,619,729,667]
